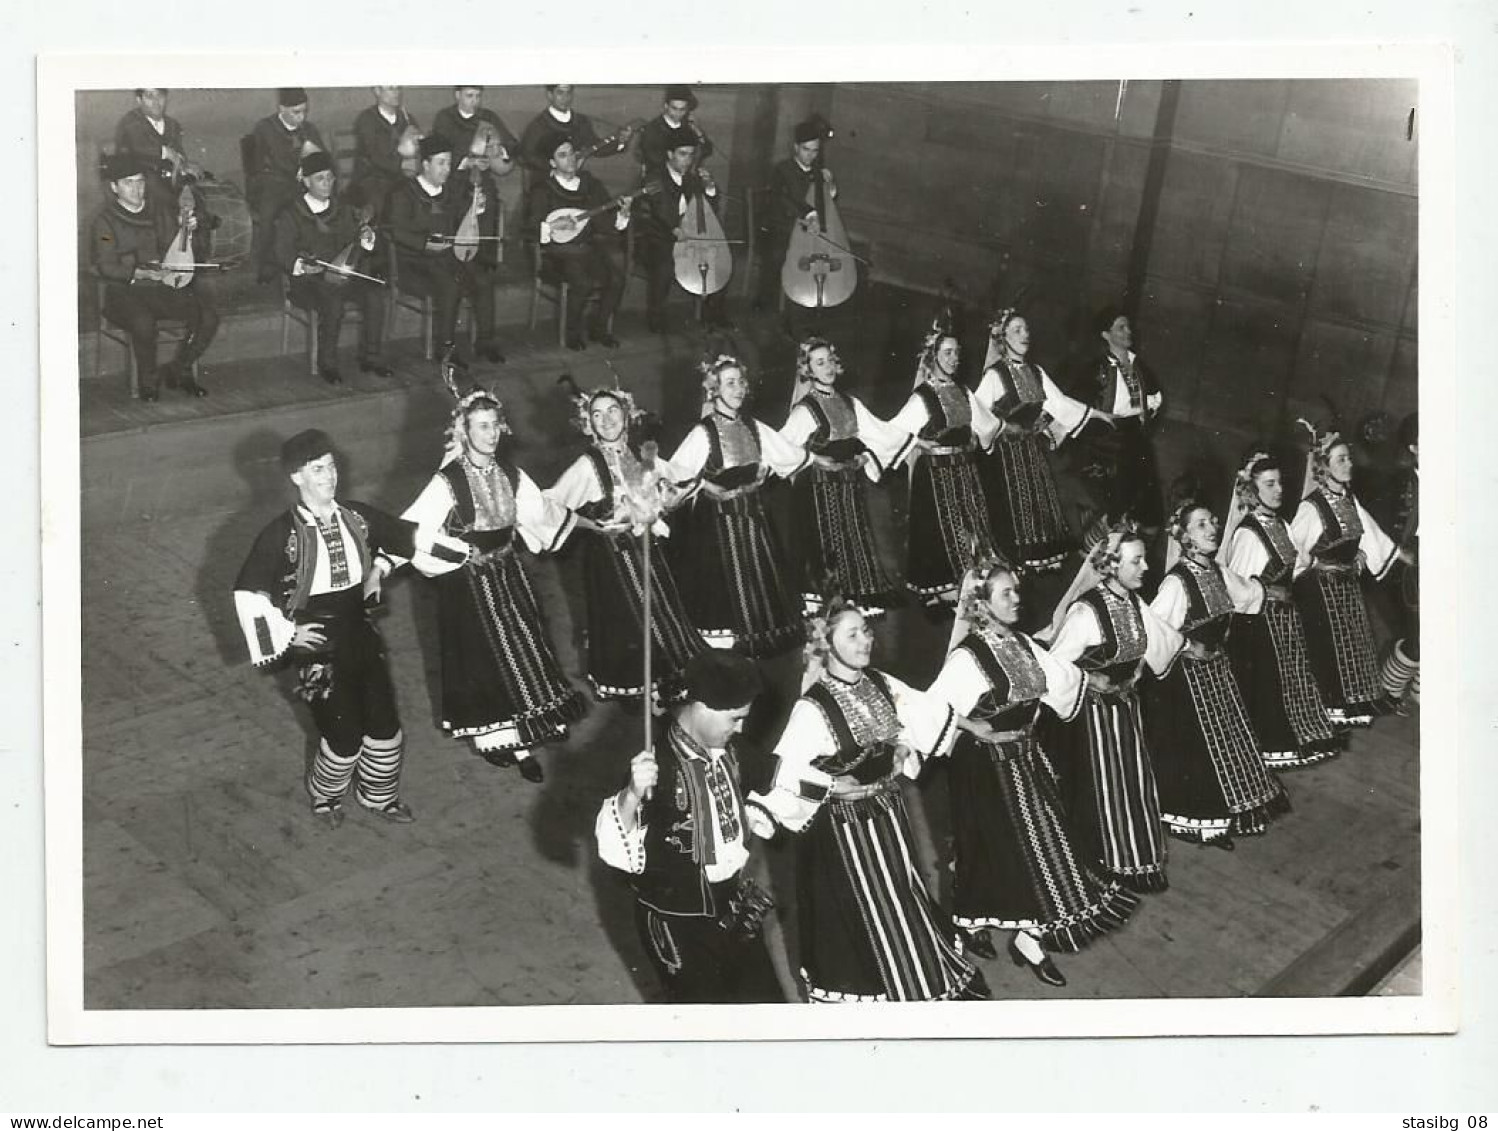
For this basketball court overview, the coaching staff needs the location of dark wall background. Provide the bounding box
[75,79,1418,443]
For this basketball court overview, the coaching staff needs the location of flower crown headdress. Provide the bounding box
[914,312,959,388]
[441,387,511,465]
[700,353,750,405]
[1233,451,1275,504]
[1088,517,1142,576]
[955,539,1015,633]
[570,383,643,443]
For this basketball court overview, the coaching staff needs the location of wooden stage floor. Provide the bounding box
[77,291,1421,1008]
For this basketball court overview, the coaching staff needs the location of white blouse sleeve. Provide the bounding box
[1150,574,1190,631]
[1140,600,1185,677]
[1039,365,1092,445]
[400,475,472,578]
[1288,500,1324,579]
[852,397,916,481]
[513,468,577,554]
[973,367,1001,413]
[1222,563,1266,614]
[545,455,605,512]
[666,423,712,482]
[778,402,818,448]
[1047,600,1103,664]
[755,419,812,480]
[759,700,837,833]
[1031,639,1086,722]
[967,389,1001,452]
[926,646,987,718]
[1225,526,1270,581]
[594,793,647,875]
[1355,498,1399,580]
[888,389,933,438]
[882,672,959,763]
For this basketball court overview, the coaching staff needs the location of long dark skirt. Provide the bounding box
[580,528,708,702]
[948,734,1138,950]
[1294,567,1381,724]
[670,488,802,659]
[1228,602,1340,768]
[1148,652,1291,840]
[436,549,587,751]
[793,463,902,614]
[906,450,996,602]
[797,781,979,1002]
[978,435,1074,573]
[1049,689,1169,893]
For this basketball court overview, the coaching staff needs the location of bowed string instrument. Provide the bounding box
[780,117,865,310]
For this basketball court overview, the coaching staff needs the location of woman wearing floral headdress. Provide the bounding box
[1290,422,1410,727]
[1218,452,1340,768]
[1147,500,1290,848]
[974,309,1098,573]
[777,336,913,616]
[757,596,987,1002]
[1039,522,1183,893]
[927,552,1138,986]
[546,383,708,703]
[666,353,811,658]
[887,319,1002,607]
[401,389,587,784]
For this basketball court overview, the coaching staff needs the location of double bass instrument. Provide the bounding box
[780,124,860,310]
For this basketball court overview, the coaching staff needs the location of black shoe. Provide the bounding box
[565,336,588,352]
[319,366,343,386]
[958,927,998,961]
[591,330,620,349]
[518,757,545,784]
[1008,935,1066,987]
[1207,835,1235,851]
[481,749,518,769]
[959,969,992,1001]
[138,387,160,403]
[179,378,208,397]
[476,342,506,364]
[359,358,395,379]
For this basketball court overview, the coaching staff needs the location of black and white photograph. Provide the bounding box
[35,41,1462,1057]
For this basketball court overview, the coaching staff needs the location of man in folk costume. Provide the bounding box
[758,116,837,317]
[349,86,420,220]
[232,430,467,828]
[247,88,326,284]
[595,650,784,1004]
[635,136,730,333]
[518,84,638,175]
[636,85,715,174]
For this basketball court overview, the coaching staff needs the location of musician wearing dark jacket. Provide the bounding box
[595,650,784,1004]
[113,89,198,206]
[758,116,838,313]
[247,88,327,283]
[525,133,632,351]
[518,84,636,174]
[635,139,729,332]
[349,86,419,221]
[89,154,217,402]
[272,151,391,385]
[636,85,715,174]
[432,86,520,162]
[385,134,505,369]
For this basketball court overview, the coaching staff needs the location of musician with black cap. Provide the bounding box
[595,649,785,1003]
[113,89,204,209]
[272,149,392,385]
[518,84,637,174]
[758,115,837,313]
[89,152,217,402]
[386,132,506,368]
[232,429,466,830]
[525,132,632,351]
[636,85,714,174]
[248,87,327,283]
[635,134,730,333]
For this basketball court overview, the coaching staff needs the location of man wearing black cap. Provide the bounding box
[525,135,632,350]
[112,89,204,211]
[233,430,463,828]
[386,133,505,367]
[350,86,420,221]
[89,153,217,401]
[519,84,637,174]
[758,116,837,315]
[635,137,730,333]
[272,150,392,384]
[248,88,327,284]
[636,85,714,174]
[595,649,785,1003]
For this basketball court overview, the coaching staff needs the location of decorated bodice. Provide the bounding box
[915,380,973,446]
[801,388,865,462]
[959,629,1049,731]
[1167,557,1236,648]
[1076,586,1149,681]
[1308,487,1365,564]
[1242,511,1297,586]
[577,442,654,523]
[440,458,518,547]
[991,360,1048,433]
[702,413,764,489]
[802,670,902,785]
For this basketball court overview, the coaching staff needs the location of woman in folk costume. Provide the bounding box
[1039,522,1184,893]
[401,388,587,784]
[1289,421,1411,728]
[974,309,1098,573]
[757,596,988,1002]
[1147,501,1291,847]
[927,551,1138,986]
[887,318,1003,607]
[545,383,708,704]
[666,353,811,658]
[1218,452,1341,769]
[777,337,913,616]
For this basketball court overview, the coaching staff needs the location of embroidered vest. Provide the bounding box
[1168,558,1235,648]
[802,390,865,461]
[915,380,972,446]
[960,630,1048,731]
[1242,512,1297,586]
[803,669,901,784]
[701,415,763,490]
[1308,488,1364,565]
[1075,586,1148,682]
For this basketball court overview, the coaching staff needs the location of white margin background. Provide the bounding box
[9,0,1497,1112]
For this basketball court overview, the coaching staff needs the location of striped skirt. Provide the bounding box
[1149,651,1291,840]
[1294,568,1381,724]
[948,733,1138,950]
[978,434,1074,573]
[795,464,902,614]
[906,450,996,602]
[796,779,979,1002]
[1228,602,1339,768]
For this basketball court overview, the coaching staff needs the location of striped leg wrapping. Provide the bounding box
[1381,640,1418,700]
[356,730,404,808]
[308,738,360,803]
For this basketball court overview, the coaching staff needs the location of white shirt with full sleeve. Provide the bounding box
[888,381,1002,454]
[1288,490,1398,581]
[1048,588,1184,678]
[778,392,916,480]
[1150,560,1265,630]
[975,363,1093,449]
[667,412,811,482]
[927,631,1086,726]
[401,461,576,576]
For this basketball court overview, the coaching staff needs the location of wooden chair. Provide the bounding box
[528,240,571,348]
[387,244,476,360]
[93,278,198,399]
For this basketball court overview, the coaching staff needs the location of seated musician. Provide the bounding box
[636,85,714,174]
[758,116,837,313]
[350,86,420,221]
[248,88,327,283]
[432,86,519,168]
[519,84,637,175]
[385,133,505,368]
[525,133,632,351]
[636,138,729,333]
[272,150,392,385]
[88,154,217,402]
[113,88,200,207]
